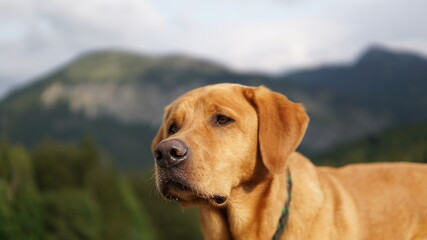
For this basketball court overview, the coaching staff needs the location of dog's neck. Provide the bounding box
[200,164,289,239]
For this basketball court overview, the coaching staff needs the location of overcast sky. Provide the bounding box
[1,0,427,97]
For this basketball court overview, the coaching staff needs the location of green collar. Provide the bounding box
[272,169,292,240]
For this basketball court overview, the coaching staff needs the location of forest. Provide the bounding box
[0,138,202,240]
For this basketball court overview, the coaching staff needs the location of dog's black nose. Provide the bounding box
[154,139,189,169]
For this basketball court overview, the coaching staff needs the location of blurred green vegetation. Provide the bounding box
[0,138,158,240]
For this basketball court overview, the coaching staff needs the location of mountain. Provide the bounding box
[0,51,233,124]
[0,50,283,169]
[286,45,427,123]
[1,46,426,170]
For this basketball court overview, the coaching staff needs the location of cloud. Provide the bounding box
[168,0,427,72]
[0,0,165,83]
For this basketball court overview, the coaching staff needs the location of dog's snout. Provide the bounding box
[154,139,189,169]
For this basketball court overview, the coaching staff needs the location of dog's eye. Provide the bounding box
[168,123,179,135]
[214,115,234,126]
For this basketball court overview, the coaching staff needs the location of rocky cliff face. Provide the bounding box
[40,81,203,124]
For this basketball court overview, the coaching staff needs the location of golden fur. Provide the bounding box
[152,83,427,240]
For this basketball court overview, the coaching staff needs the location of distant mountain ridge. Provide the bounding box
[1,45,426,169]
[287,46,427,123]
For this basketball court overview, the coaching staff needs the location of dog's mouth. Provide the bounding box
[160,180,192,201]
[159,179,227,206]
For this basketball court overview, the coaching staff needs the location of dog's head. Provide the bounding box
[152,83,308,207]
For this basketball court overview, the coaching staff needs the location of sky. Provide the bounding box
[0,0,427,97]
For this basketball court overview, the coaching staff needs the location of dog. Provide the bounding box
[152,83,427,240]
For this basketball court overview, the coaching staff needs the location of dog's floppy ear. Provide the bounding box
[245,86,309,174]
[151,106,172,151]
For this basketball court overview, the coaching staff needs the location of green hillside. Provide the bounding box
[0,102,157,169]
[314,122,427,167]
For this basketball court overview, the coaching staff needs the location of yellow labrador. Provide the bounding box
[152,83,427,240]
